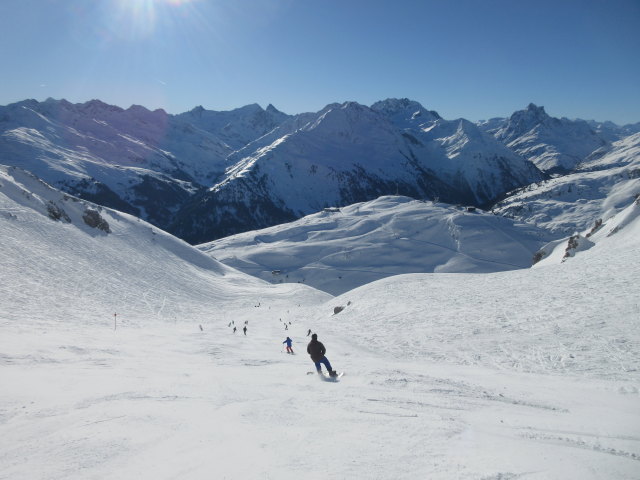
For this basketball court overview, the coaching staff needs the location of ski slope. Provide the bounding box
[1,167,639,479]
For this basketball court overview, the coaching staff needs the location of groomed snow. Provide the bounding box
[1,167,639,479]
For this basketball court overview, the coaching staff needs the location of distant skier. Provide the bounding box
[307,333,337,377]
[243,326,247,336]
[233,326,237,334]
[307,329,312,337]
[283,336,294,354]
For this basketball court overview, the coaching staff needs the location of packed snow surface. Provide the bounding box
[1,167,639,479]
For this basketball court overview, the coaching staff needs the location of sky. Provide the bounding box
[1,0,639,124]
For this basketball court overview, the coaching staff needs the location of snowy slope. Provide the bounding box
[1,166,639,479]
[493,132,640,235]
[199,196,555,295]
[315,197,640,378]
[489,103,608,174]
[0,164,328,326]
[532,194,640,267]
[172,100,544,243]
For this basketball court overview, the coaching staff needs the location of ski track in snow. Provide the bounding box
[2,297,639,480]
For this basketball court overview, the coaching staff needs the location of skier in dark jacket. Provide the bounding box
[307,333,337,376]
[283,336,294,354]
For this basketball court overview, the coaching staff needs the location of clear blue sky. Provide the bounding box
[1,0,639,123]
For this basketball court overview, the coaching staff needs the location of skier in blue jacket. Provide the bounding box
[283,336,294,354]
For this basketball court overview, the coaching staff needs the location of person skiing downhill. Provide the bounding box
[283,336,294,354]
[307,333,337,377]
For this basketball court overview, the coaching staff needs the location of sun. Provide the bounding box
[111,0,198,40]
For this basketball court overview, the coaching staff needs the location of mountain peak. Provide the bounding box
[126,104,151,113]
[495,103,608,173]
[266,104,282,114]
[503,103,552,134]
[237,103,264,114]
[341,100,369,111]
[526,103,547,117]
[371,98,441,126]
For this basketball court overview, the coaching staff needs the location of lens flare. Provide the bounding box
[112,0,198,40]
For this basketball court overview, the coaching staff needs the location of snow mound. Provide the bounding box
[199,196,555,295]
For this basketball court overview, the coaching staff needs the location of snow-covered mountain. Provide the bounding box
[493,132,640,235]
[175,103,290,151]
[3,97,637,245]
[172,99,544,243]
[2,161,640,479]
[586,119,640,143]
[199,196,554,295]
[0,99,289,233]
[482,103,608,174]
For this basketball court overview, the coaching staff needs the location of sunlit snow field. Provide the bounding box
[1,166,639,479]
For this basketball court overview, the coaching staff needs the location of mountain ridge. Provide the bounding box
[170,100,545,243]
[1,97,637,243]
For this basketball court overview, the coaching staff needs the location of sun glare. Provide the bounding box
[111,0,198,40]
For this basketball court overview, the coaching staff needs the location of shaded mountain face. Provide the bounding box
[483,103,608,175]
[0,97,552,244]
